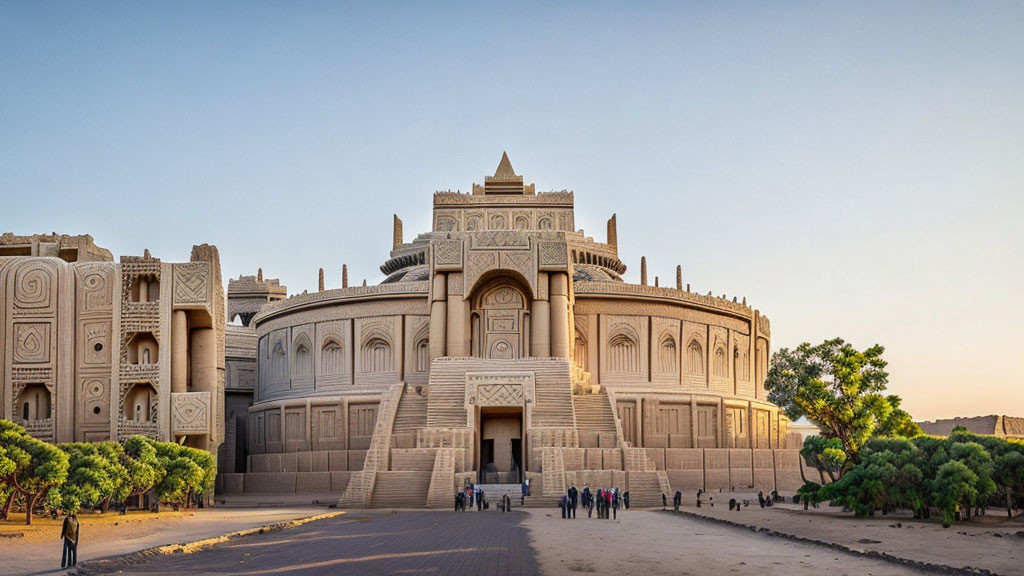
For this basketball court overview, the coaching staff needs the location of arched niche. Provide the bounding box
[470,276,532,360]
[125,382,157,422]
[17,383,51,422]
[127,332,159,365]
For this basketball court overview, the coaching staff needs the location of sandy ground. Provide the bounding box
[0,507,327,576]
[521,508,930,576]
[680,503,1024,576]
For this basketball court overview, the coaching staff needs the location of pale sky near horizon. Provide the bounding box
[2,2,1021,422]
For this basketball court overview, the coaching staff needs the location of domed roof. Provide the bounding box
[573,264,623,282]
[381,264,430,284]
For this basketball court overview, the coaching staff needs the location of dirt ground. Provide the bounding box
[679,503,1024,575]
[0,507,328,575]
[521,507,931,576]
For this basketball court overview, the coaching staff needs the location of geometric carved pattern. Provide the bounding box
[173,262,209,305]
[172,391,211,434]
[433,239,463,268]
[475,383,524,407]
[13,261,55,310]
[465,371,535,408]
[13,323,49,363]
[538,240,568,267]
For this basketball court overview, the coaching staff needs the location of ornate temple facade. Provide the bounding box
[223,154,805,507]
[1,155,812,506]
[0,233,225,453]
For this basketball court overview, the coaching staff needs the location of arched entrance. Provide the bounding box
[471,279,530,359]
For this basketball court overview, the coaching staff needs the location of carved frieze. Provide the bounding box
[538,240,568,269]
[173,262,209,306]
[433,239,463,270]
[13,323,49,363]
[12,260,57,312]
[172,391,211,434]
[464,371,535,407]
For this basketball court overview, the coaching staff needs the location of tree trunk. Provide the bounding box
[1,490,15,520]
[25,492,39,526]
[1007,488,1013,519]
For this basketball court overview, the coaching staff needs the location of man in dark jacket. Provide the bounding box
[582,486,593,518]
[60,512,79,568]
[568,485,578,519]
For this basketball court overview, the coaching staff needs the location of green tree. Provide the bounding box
[800,435,846,484]
[0,420,69,525]
[153,441,204,508]
[993,448,1024,519]
[931,460,978,525]
[59,443,115,514]
[121,436,161,502]
[765,338,920,471]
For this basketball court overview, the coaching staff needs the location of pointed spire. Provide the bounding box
[494,151,517,179]
[257,268,263,282]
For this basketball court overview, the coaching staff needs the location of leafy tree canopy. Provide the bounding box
[765,338,921,465]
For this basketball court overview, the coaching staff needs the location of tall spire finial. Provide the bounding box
[494,151,517,179]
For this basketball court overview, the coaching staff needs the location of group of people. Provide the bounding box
[454,484,515,512]
[454,484,486,511]
[559,486,629,519]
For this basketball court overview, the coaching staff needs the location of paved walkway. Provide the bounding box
[87,510,537,575]
[522,507,930,576]
[676,504,1024,575]
[0,507,327,576]
[67,507,946,576]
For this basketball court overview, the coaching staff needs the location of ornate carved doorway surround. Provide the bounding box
[465,372,535,483]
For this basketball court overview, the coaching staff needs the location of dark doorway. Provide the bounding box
[479,407,523,484]
[480,438,495,482]
[510,438,522,484]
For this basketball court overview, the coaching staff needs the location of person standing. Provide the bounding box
[60,512,79,568]
[568,485,578,519]
[477,488,485,511]
[582,486,593,518]
[604,489,612,519]
[467,485,475,509]
[611,488,619,520]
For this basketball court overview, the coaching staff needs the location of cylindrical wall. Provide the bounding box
[191,328,217,392]
[549,272,570,359]
[171,310,188,394]
[429,273,447,359]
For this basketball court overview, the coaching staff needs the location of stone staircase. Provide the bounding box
[626,471,667,507]
[426,447,457,508]
[340,383,403,508]
[530,362,576,428]
[370,471,431,507]
[392,387,428,433]
[572,392,618,432]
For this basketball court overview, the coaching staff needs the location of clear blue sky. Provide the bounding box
[2,2,1022,420]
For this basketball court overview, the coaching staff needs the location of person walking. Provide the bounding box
[60,511,79,568]
[568,485,578,519]
[582,486,593,518]
[624,491,630,510]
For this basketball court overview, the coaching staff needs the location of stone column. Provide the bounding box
[531,273,550,357]
[171,310,188,394]
[191,328,217,393]
[549,272,570,359]
[446,291,469,357]
[429,273,447,359]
